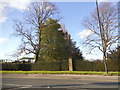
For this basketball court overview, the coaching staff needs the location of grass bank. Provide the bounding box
[1,71,119,76]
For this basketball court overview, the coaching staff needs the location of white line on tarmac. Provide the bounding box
[4,83,32,86]
[3,84,32,90]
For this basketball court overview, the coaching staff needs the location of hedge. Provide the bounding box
[32,60,69,71]
[1,60,69,71]
[2,63,32,71]
[1,60,119,71]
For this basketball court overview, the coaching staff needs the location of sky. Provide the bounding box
[0,0,119,60]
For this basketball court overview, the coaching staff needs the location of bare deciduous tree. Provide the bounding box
[13,1,59,62]
[82,2,119,73]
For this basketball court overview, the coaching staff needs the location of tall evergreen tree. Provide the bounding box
[39,18,83,61]
[39,18,68,61]
[60,24,84,61]
[70,41,83,60]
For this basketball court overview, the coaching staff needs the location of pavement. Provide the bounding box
[1,74,120,90]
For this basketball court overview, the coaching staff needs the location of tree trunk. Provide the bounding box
[35,51,39,63]
[103,50,108,74]
[35,27,42,63]
[96,0,108,74]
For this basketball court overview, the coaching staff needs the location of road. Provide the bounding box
[2,74,120,90]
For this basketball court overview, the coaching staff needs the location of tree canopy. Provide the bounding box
[14,1,83,62]
[39,18,83,62]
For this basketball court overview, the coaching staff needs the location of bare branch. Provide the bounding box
[13,1,59,62]
[82,2,118,53]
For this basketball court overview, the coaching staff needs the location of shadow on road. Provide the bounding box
[92,82,120,86]
[38,84,83,87]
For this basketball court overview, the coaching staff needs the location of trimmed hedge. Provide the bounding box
[73,60,118,71]
[32,60,69,71]
[1,59,119,71]
[2,60,69,71]
[2,63,31,71]
[73,60,105,71]
[32,61,60,71]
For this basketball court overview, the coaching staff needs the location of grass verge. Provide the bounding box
[0,71,119,76]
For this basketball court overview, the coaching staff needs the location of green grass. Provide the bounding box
[0,71,119,76]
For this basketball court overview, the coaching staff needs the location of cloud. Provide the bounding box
[78,29,93,38]
[0,0,31,23]
[80,46,103,60]
[0,53,5,59]
[0,37,8,44]
[0,2,8,23]
[0,16,7,23]
[97,0,108,2]
[9,0,31,10]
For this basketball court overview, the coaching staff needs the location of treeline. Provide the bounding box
[12,2,119,72]
[14,17,84,63]
[2,46,119,71]
[2,59,118,71]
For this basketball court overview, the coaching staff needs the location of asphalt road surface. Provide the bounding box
[2,74,120,90]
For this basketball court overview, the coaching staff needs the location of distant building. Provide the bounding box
[18,57,35,63]
[0,59,13,63]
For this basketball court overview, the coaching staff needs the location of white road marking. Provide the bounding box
[3,84,32,90]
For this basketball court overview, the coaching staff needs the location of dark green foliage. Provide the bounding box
[32,61,60,71]
[70,41,84,60]
[2,59,118,71]
[92,60,104,71]
[73,60,118,71]
[108,46,120,61]
[107,59,118,71]
[32,60,68,71]
[2,63,19,71]
[2,63,31,71]
[39,18,69,61]
[38,18,83,62]
[60,60,69,71]
[107,46,120,71]
[2,61,69,71]
[73,60,95,71]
